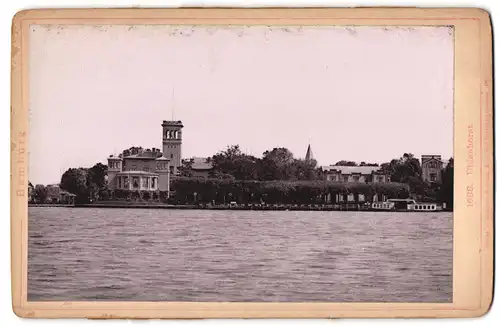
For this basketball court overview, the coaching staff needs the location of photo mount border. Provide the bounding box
[10,7,493,319]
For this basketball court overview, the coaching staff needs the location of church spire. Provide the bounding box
[305,144,313,162]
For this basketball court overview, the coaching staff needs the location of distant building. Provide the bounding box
[183,157,214,179]
[321,165,390,183]
[45,184,76,204]
[421,155,443,183]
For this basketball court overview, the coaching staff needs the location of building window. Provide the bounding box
[343,175,349,182]
[144,167,149,172]
[430,173,437,182]
[124,177,129,188]
[353,176,360,182]
[170,153,174,159]
[169,166,174,174]
[132,177,139,189]
[131,165,137,171]
[359,194,365,202]
[118,177,122,189]
[378,176,384,183]
[152,178,156,189]
[141,177,148,188]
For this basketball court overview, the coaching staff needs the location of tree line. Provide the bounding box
[30,163,108,204]
[180,145,453,204]
[30,144,453,208]
[169,178,410,205]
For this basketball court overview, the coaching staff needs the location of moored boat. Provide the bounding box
[388,198,443,212]
[370,199,444,212]
[371,201,395,211]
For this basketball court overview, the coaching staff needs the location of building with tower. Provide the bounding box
[105,119,188,195]
[106,120,186,197]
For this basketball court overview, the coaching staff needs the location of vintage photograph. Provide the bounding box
[27,24,454,302]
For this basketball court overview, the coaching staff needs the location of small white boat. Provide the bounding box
[372,199,443,212]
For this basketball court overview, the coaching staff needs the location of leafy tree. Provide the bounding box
[380,153,422,184]
[211,145,261,180]
[179,159,194,178]
[60,168,89,203]
[291,158,319,180]
[33,184,48,203]
[87,163,107,201]
[439,157,454,209]
[261,147,295,180]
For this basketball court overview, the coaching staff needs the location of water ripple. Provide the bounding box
[28,207,452,302]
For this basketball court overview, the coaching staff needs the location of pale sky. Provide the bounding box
[29,25,454,185]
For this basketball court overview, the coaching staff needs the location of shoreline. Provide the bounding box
[28,203,452,212]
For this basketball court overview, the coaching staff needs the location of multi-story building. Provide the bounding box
[321,165,390,183]
[182,157,214,179]
[421,155,443,183]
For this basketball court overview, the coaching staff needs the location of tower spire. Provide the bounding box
[171,87,175,121]
[305,143,313,162]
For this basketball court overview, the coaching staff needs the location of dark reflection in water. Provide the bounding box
[28,207,452,302]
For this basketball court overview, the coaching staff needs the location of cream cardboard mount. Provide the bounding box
[10,7,493,319]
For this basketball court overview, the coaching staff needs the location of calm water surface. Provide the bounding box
[28,207,452,302]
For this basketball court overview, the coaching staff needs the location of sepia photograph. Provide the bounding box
[25,23,456,303]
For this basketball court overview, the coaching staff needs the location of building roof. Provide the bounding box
[117,171,159,176]
[189,157,214,170]
[156,156,170,161]
[124,154,158,160]
[321,165,382,175]
[421,155,443,162]
[162,120,184,127]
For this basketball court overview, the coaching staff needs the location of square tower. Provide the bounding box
[162,120,183,174]
[107,155,123,190]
